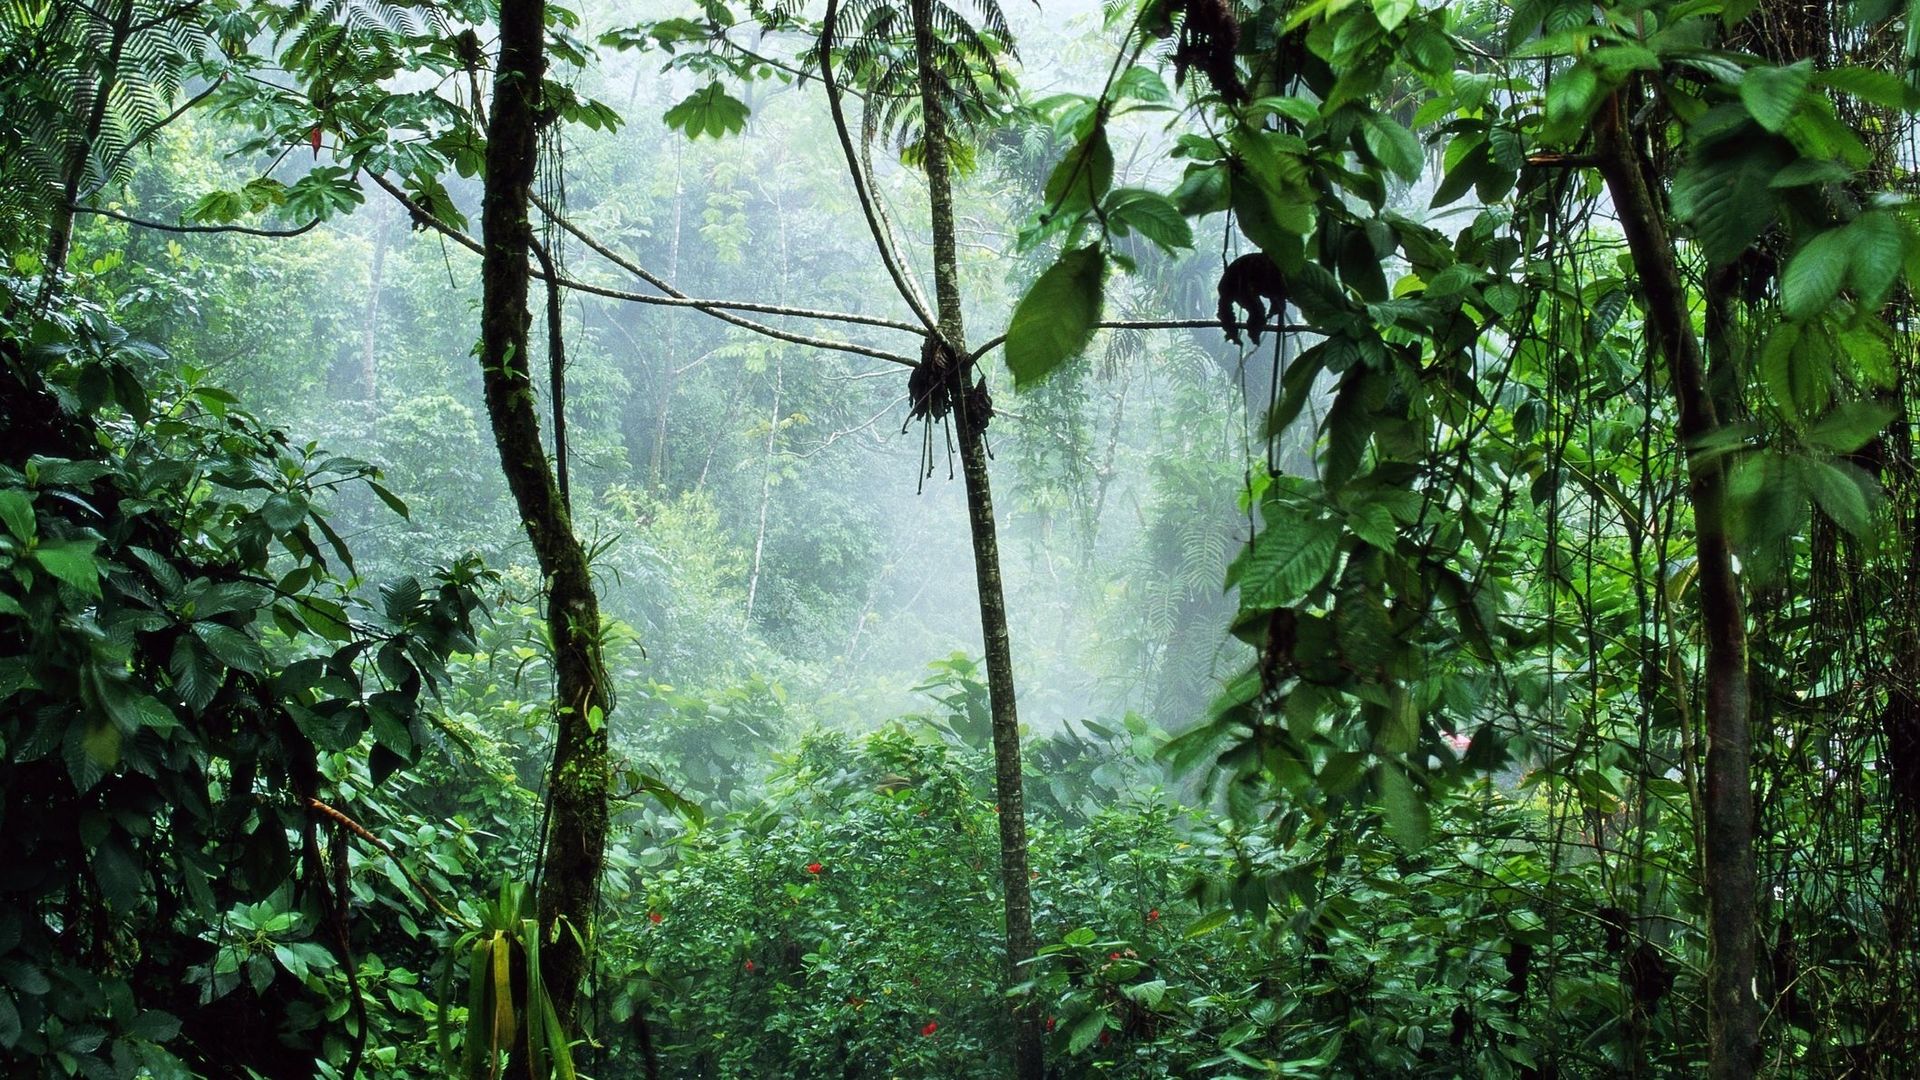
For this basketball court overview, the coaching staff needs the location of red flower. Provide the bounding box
[806,861,823,874]
[1147,909,1160,922]
[1046,1016,1056,1032]
[920,1021,939,1037]
[648,911,663,924]
[744,959,755,972]
[1109,951,1123,960]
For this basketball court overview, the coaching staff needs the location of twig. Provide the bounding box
[305,797,474,929]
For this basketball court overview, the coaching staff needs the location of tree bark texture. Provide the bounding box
[480,0,610,1036]
[907,1,1043,1074]
[1594,95,1756,1079]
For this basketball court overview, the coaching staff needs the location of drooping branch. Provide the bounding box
[821,0,938,331]
[366,173,921,367]
[71,203,323,237]
[532,191,929,351]
[967,319,1316,361]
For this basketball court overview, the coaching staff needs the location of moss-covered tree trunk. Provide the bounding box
[908,1,1042,1074]
[480,0,610,1035]
[1594,96,1756,1079]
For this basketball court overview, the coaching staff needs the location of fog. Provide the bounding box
[114,0,1274,782]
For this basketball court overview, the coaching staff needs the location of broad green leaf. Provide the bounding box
[1740,59,1812,132]
[1807,458,1874,534]
[32,539,101,597]
[89,838,141,911]
[1184,909,1231,938]
[1813,65,1920,112]
[1544,62,1601,134]
[1370,0,1415,30]
[663,83,749,139]
[1114,64,1171,104]
[1361,113,1423,182]
[1780,227,1852,321]
[0,490,32,542]
[1171,163,1229,216]
[1671,138,1788,265]
[259,491,307,532]
[170,636,220,712]
[367,479,410,519]
[0,991,19,1050]
[1758,321,1831,422]
[1847,212,1905,307]
[1236,517,1338,609]
[1005,245,1105,388]
[1374,762,1431,852]
[1102,188,1192,253]
[1043,125,1113,218]
[1067,1009,1107,1054]
[195,622,267,673]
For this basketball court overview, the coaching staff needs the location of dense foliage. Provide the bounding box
[4,0,1920,1076]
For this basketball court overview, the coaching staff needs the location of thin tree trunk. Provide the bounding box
[359,199,393,402]
[908,1,1042,1074]
[480,0,610,1040]
[745,175,793,626]
[650,145,685,486]
[1593,95,1756,1079]
[40,0,133,306]
[744,358,780,625]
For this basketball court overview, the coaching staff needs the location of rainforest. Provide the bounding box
[2,0,1917,1076]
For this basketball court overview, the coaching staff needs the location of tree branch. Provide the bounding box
[72,203,322,237]
[967,318,1317,362]
[366,173,920,367]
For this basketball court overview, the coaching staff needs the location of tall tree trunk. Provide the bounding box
[39,0,132,306]
[1594,96,1756,1078]
[908,1,1042,1074]
[744,358,780,625]
[480,0,610,1038]
[358,198,393,402]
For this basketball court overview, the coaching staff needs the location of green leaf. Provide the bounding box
[0,490,32,542]
[1374,762,1431,852]
[259,491,308,532]
[1361,113,1424,183]
[1185,909,1230,938]
[1781,227,1853,321]
[1102,189,1192,253]
[1544,62,1601,134]
[1671,139,1788,265]
[1847,212,1905,307]
[1807,458,1874,534]
[1740,59,1812,132]
[1815,65,1920,111]
[663,83,749,139]
[0,991,19,1050]
[1758,321,1831,422]
[367,480,410,519]
[1005,245,1105,388]
[90,837,141,911]
[1043,125,1114,218]
[1804,401,1896,454]
[194,622,267,674]
[1067,1009,1108,1054]
[32,539,101,597]
[1370,0,1416,30]
[1236,517,1338,610]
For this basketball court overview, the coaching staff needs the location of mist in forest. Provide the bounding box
[163,0,1258,781]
